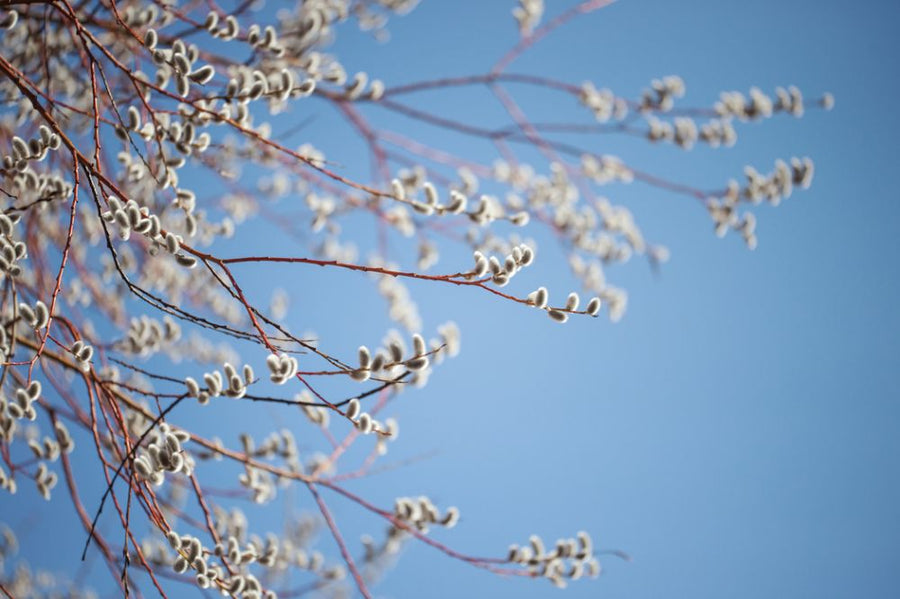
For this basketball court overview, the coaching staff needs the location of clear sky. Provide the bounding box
[307,1,900,597]
[4,1,899,598]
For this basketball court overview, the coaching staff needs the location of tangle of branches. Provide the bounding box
[0,0,830,597]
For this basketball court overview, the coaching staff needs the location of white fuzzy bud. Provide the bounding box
[509,211,530,226]
[189,64,215,85]
[529,287,548,309]
[356,412,373,434]
[441,507,460,528]
[358,346,371,369]
[411,334,426,356]
[346,399,361,420]
[143,29,157,50]
[548,309,568,323]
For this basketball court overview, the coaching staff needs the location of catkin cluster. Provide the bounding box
[0,0,830,596]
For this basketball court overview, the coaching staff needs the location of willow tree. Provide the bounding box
[0,0,830,596]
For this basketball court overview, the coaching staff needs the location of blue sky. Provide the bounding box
[308,1,899,597]
[3,1,899,598]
